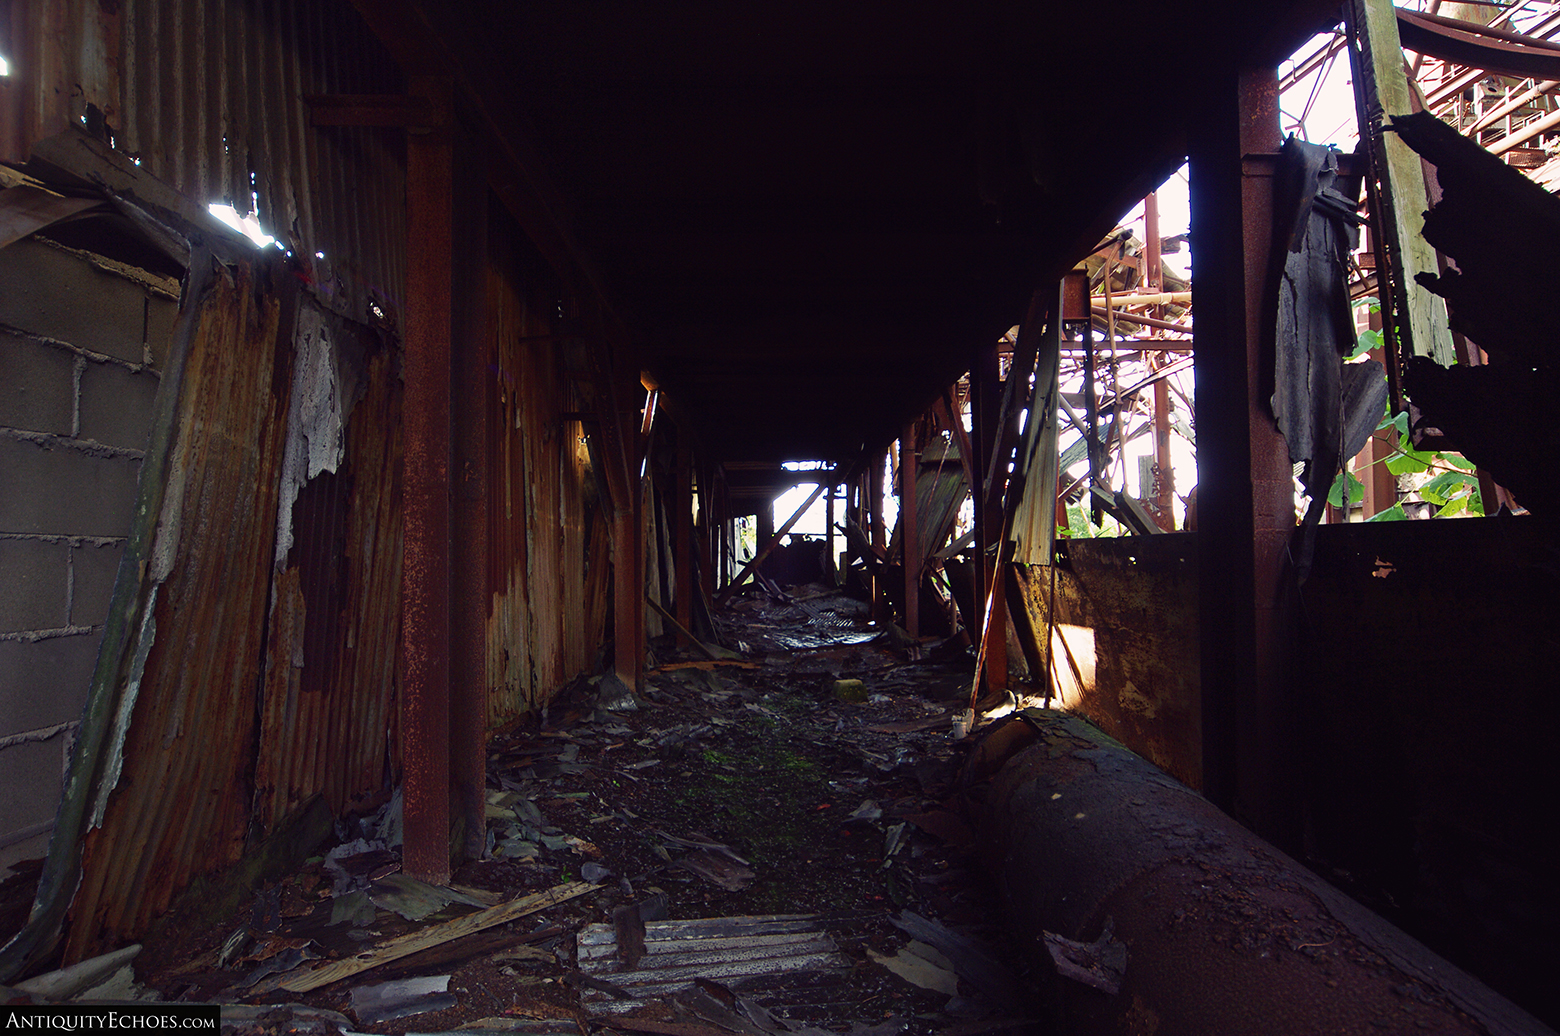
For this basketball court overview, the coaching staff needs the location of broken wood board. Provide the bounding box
[1347,0,1455,367]
[247,881,598,994]
[576,915,851,1014]
[652,660,761,672]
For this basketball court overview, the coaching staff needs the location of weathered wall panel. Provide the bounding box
[484,213,601,728]
[253,315,401,834]
[1,0,406,333]
[66,257,290,958]
[1010,534,1201,788]
[1299,518,1560,1026]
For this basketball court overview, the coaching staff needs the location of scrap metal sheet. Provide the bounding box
[577,914,852,1014]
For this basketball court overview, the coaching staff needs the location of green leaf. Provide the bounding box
[1385,450,1430,477]
[1367,502,1408,522]
[1328,469,1364,508]
[1443,453,1477,472]
[1421,470,1475,501]
[1347,328,1384,360]
[1435,496,1467,518]
[1065,504,1095,539]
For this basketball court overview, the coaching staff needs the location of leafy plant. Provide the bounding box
[1058,503,1123,539]
[1347,407,1484,519]
[1328,468,1364,509]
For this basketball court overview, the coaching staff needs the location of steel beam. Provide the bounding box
[449,107,489,863]
[674,437,694,647]
[1191,65,1299,845]
[402,76,455,884]
[612,406,646,694]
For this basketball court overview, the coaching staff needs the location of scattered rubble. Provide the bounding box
[2,582,1040,1035]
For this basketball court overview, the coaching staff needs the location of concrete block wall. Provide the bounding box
[0,236,178,877]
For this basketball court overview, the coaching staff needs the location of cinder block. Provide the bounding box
[0,635,96,733]
[0,331,75,436]
[0,736,68,839]
[0,538,69,633]
[71,541,125,626]
[0,438,140,537]
[79,362,158,451]
[146,295,180,370]
[0,239,149,364]
[0,826,51,879]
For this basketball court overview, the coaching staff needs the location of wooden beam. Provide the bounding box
[1348,0,1456,367]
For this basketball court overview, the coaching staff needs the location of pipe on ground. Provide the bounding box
[976,711,1553,1036]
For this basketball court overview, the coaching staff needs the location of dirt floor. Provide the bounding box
[51,583,1049,1035]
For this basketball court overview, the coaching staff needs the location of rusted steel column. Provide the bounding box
[449,114,489,862]
[979,711,1534,1036]
[402,75,455,884]
[1145,192,1177,531]
[901,422,920,638]
[1190,66,1297,841]
[697,460,715,601]
[612,403,645,693]
[674,437,694,647]
[825,481,835,581]
[869,450,887,554]
[756,497,774,558]
[969,342,1001,634]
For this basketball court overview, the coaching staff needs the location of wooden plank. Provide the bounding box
[251,881,599,994]
[1348,0,1456,367]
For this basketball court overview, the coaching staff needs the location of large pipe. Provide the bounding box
[977,711,1553,1036]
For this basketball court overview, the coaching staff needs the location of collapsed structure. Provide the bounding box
[1,0,1558,1031]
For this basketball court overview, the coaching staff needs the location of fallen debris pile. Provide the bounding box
[1,583,1039,1035]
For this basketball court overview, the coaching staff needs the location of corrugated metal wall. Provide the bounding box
[485,217,603,729]
[0,0,406,332]
[66,256,292,959]
[63,256,405,959]
[253,310,403,835]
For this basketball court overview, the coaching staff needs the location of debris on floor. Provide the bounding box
[4,582,1042,1035]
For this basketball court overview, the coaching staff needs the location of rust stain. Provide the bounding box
[484,221,603,728]
[67,257,288,958]
[1010,536,1201,789]
[64,261,404,960]
[2,0,406,334]
[255,328,402,834]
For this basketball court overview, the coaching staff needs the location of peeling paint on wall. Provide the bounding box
[274,305,346,569]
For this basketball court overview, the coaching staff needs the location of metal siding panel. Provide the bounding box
[2,0,408,328]
[253,319,402,834]
[67,258,289,958]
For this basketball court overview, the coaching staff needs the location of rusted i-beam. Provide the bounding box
[674,437,694,646]
[402,75,455,885]
[450,116,489,861]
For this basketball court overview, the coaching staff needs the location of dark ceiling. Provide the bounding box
[385,0,1337,475]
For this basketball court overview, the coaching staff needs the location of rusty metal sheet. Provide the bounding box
[1,0,406,335]
[65,255,292,959]
[484,227,604,729]
[253,314,402,834]
[46,257,402,962]
[1009,535,1201,789]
